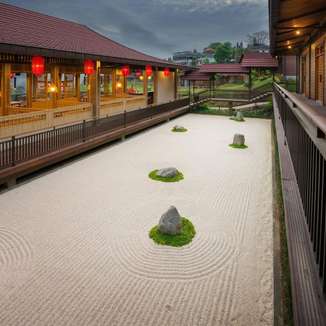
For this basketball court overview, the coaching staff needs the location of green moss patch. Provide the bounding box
[229,144,248,149]
[149,218,196,247]
[230,116,245,122]
[149,169,184,182]
[172,126,188,132]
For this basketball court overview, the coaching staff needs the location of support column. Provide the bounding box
[51,65,60,108]
[76,74,80,100]
[143,69,148,105]
[248,68,252,99]
[1,64,11,115]
[153,67,158,104]
[112,68,117,97]
[296,55,300,94]
[309,44,312,98]
[89,60,100,119]
[174,69,178,100]
[26,72,33,108]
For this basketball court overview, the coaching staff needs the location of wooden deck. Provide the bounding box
[273,94,326,325]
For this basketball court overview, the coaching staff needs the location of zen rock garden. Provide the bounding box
[172,125,188,132]
[230,134,248,149]
[149,206,196,247]
[149,167,184,182]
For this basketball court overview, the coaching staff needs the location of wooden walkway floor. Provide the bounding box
[273,95,326,325]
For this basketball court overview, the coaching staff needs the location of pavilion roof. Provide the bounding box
[0,3,176,68]
[199,63,249,74]
[240,52,278,68]
[181,70,211,81]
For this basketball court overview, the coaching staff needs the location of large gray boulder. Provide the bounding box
[156,167,178,178]
[235,111,244,121]
[233,134,245,146]
[158,206,182,235]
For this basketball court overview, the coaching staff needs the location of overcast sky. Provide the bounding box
[4,0,268,59]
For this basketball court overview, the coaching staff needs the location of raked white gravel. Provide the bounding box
[0,114,273,326]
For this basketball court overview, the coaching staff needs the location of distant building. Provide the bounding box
[172,50,202,66]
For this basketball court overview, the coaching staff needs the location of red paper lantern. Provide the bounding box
[121,65,130,77]
[135,69,142,77]
[32,56,45,76]
[84,59,95,75]
[145,65,152,77]
[163,68,170,77]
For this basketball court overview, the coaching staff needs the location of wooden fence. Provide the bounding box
[274,84,326,295]
[0,98,190,171]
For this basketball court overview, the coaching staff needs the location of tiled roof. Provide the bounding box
[240,52,278,68]
[199,63,249,74]
[182,70,211,81]
[0,3,173,66]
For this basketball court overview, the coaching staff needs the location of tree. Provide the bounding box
[247,31,269,46]
[213,42,233,63]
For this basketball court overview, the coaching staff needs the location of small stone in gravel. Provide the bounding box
[235,111,244,121]
[173,125,186,131]
[156,167,179,178]
[233,134,245,146]
[158,206,182,235]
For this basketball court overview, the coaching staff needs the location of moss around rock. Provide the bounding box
[172,125,188,132]
[149,217,196,247]
[229,144,248,149]
[149,169,184,182]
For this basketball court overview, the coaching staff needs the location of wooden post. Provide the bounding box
[249,68,252,99]
[143,69,148,104]
[51,65,60,108]
[76,74,80,100]
[89,60,100,119]
[174,69,178,100]
[26,72,33,108]
[112,68,117,97]
[1,63,11,115]
[309,44,312,98]
[153,67,158,104]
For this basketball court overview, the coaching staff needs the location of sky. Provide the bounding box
[3,0,269,59]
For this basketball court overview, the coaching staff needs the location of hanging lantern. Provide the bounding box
[121,65,130,77]
[32,56,45,76]
[136,69,142,77]
[145,65,152,77]
[84,59,95,75]
[163,68,170,77]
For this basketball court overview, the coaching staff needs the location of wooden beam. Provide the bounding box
[1,63,11,115]
[277,8,326,24]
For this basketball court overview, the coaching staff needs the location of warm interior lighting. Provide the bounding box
[148,76,152,80]
[296,30,301,35]
[139,75,144,81]
[48,84,57,93]
[116,82,123,88]
[288,45,292,49]
[32,56,45,76]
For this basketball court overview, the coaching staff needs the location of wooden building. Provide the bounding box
[0,3,180,139]
[270,1,326,324]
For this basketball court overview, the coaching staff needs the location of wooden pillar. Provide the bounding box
[248,68,252,98]
[153,67,158,104]
[143,69,148,104]
[188,80,191,99]
[309,44,312,98]
[76,74,80,100]
[26,72,33,108]
[296,55,300,94]
[51,65,60,108]
[112,68,117,97]
[89,60,100,119]
[174,69,178,100]
[1,64,11,115]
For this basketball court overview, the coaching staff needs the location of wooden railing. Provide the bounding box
[0,98,190,171]
[274,83,326,295]
[0,103,93,139]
